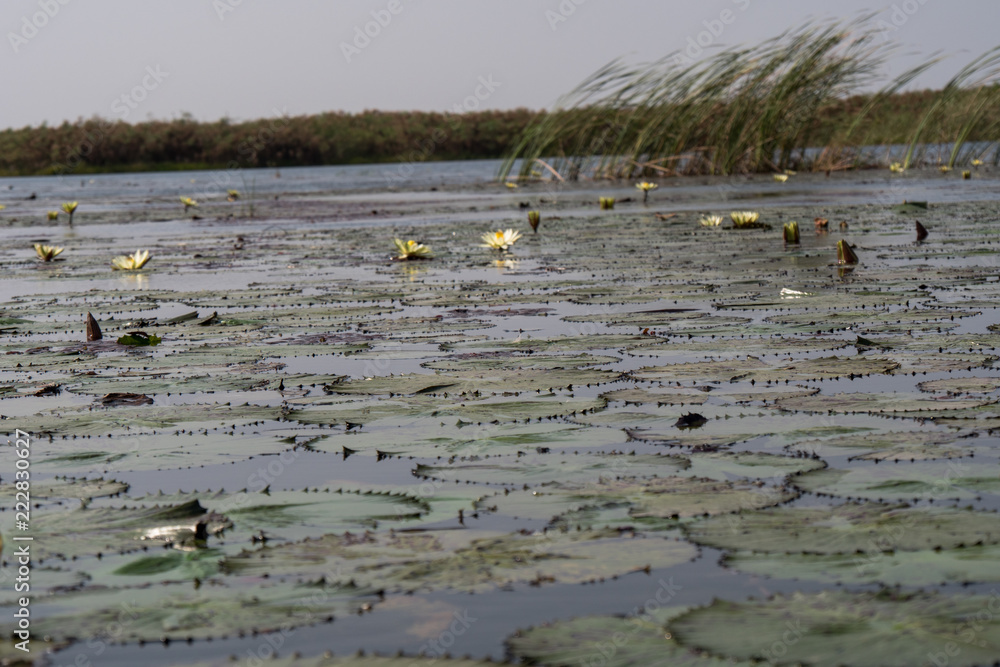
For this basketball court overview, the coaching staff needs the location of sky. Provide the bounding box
[2,0,998,131]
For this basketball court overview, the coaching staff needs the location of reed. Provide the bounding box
[498,20,1000,181]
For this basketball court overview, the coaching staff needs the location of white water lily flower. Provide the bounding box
[392,238,433,260]
[481,229,522,251]
[111,249,151,270]
[779,288,812,299]
[34,244,63,261]
[730,211,760,228]
[700,215,723,227]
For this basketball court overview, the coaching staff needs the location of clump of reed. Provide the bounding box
[499,19,1000,182]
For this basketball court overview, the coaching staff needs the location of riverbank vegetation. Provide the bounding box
[0,109,536,177]
[2,20,998,179]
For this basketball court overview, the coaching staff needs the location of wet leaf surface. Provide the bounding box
[670,591,1000,667]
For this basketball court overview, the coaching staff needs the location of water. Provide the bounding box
[2,159,999,666]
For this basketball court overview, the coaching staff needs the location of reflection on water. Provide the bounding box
[397,263,429,282]
[117,272,150,290]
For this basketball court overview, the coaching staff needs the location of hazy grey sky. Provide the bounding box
[2,0,997,130]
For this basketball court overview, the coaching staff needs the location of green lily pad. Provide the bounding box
[685,503,1000,554]
[117,332,161,346]
[600,386,710,405]
[308,421,625,458]
[422,353,619,371]
[791,464,1000,501]
[633,356,900,384]
[14,402,281,437]
[508,606,750,667]
[414,452,689,486]
[724,544,1000,586]
[478,476,794,523]
[290,395,608,427]
[443,333,661,353]
[113,547,223,580]
[890,352,998,373]
[670,591,1000,667]
[776,392,994,414]
[322,367,622,396]
[24,581,376,643]
[919,377,1000,393]
[24,499,231,560]
[0,477,128,500]
[624,429,757,449]
[178,656,498,667]
[789,430,978,459]
[223,527,695,593]
[684,451,825,481]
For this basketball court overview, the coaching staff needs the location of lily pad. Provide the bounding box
[290,395,608,427]
[791,464,1000,501]
[919,376,1000,394]
[0,477,128,500]
[670,591,1000,667]
[179,657,498,667]
[422,353,619,371]
[478,476,794,523]
[789,430,977,459]
[24,499,230,560]
[25,581,376,643]
[600,386,710,405]
[685,503,1000,554]
[414,452,689,486]
[776,392,994,414]
[508,606,750,667]
[683,451,825,481]
[724,544,1000,586]
[223,527,695,593]
[633,356,900,384]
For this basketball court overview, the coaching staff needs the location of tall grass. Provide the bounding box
[498,20,1000,181]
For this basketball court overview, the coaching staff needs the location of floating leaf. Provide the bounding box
[633,356,900,384]
[0,477,127,500]
[481,476,793,523]
[25,582,376,643]
[791,464,1000,501]
[508,606,747,667]
[776,392,994,414]
[224,527,695,593]
[25,499,230,560]
[671,591,1000,667]
[116,331,161,346]
[685,503,1000,554]
[724,545,1000,587]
